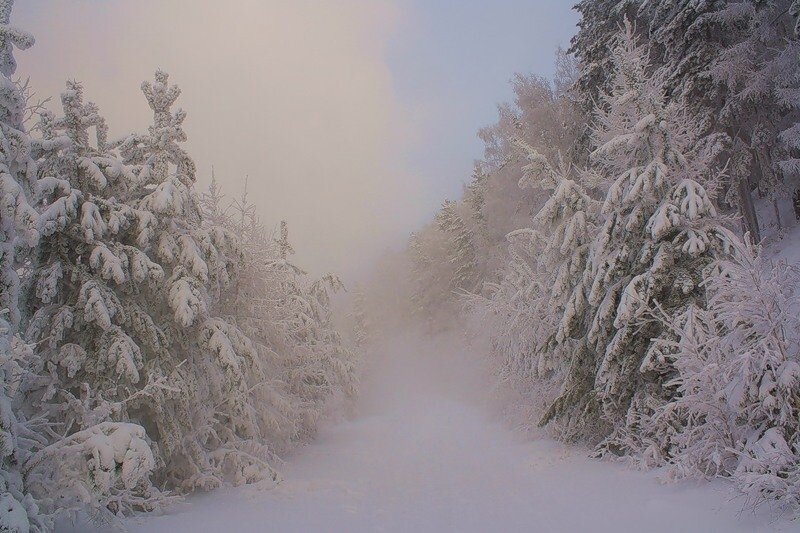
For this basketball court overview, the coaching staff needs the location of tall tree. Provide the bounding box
[570,0,644,110]
[469,142,596,424]
[435,200,479,294]
[24,80,178,519]
[574,0,800,239]
[0,2,50,529]
[544,22,736,448]
[113,71,272,491]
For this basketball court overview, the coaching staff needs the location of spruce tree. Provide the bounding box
[113,71,273,491]
[23,80,176,518]
[0,2,48,528]
[435,200,479,293]
[570,0,644,110]
[470,141,596,426]
[654,238,800,507]
[545,22,736,449]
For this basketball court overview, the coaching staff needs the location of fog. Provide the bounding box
[14,0,578,280]
[16,0,424,277]
[8,3,799,531]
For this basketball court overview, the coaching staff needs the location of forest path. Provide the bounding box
[125,330,785,533]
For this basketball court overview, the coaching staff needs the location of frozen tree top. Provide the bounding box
[0,0,33,77]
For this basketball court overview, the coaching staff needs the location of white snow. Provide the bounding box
[114,330,791,533]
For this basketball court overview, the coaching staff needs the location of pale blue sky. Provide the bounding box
[14,0,578,276]
[387,0,578,207]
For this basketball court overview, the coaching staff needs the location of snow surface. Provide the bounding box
[106,330,791,533]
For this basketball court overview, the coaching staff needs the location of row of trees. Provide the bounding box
[0,2,356,530]
[403,1,799,512]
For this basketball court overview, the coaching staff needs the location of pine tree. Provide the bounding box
[522,143,596,372]
[655,238,800,508]
[468,141,596,427]
[435,200,478,293]
[0,0,37,330]
[465,165,488,230]
[210,186,310,453]
[23,80,175,519]
[262,221,357,438]
[209,178,358,446]
[570,0,644,111]
[544,22,736,449]
[571,1,772,239]
[113,71,275,492]
[199,166,232,228]
[0,2,49,529]
[588,1,800,235]
[706,1,800,229]
[406,230,454,325]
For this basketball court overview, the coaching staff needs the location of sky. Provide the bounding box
[14,0,578,279]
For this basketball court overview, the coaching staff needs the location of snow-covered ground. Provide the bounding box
[102,330,793,533]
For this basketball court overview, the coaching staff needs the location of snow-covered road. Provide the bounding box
[122,331,790,533]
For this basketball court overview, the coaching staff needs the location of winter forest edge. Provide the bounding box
[384,0,800,519]
[1,0,800,531]
[1,1,359,528]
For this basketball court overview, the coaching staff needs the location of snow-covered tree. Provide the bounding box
[0,0,37,331]
[350,284,369,350]
[21,80,176,521]
[261,222,357,437]
[0,330,47,532]
[704,1,800,229]
[578,1,800,236]
[435,199,479,294]
[468,55,587,285]
[467,139,596,431]
[0,2,50,529]
[111,70,289,492]
[654,238,800,509]
[406,231,450,325]
[570,0,644,110]
[199,166,232,229]
[202,181,299,452]
[208,179,357,451]
[544,22,736,448]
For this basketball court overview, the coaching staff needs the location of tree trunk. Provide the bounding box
[773,198,783,230]
[737,176,761,242]
[793,188,800,220]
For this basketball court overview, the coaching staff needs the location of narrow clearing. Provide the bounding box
[124,331,788,533]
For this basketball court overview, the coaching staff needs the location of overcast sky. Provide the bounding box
[14,0,578,279]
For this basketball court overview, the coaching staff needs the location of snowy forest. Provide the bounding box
[2,0,800,532]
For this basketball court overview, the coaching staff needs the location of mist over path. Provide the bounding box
[125,331,786,533]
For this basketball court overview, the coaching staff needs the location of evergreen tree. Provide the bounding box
[23,81,168,518]
[435,200,478,294]
[199,166,232,228]
[575,1,800,237]
[0,2,48,529]
[0,0,37,330]
[469,141,596,427]
[465,165,488,230]
[655,238,800,507]
[570,0,644,110]
[406,230,452,325]
[206,176,359,447]
[351,284,369,350]
[545,22,735,448]
[713,1,800,225]
[112,71,273,491]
